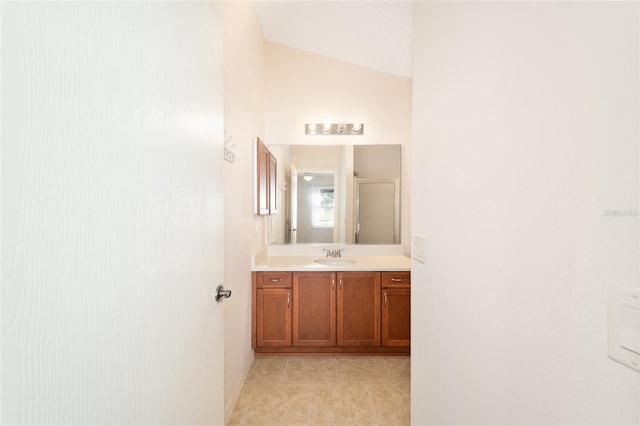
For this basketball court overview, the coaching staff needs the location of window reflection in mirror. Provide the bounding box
[296,172,335,243]
[267,144,401,245]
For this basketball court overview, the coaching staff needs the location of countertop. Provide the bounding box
[251,255,411,272]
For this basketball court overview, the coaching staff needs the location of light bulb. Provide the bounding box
[306,123,317,134]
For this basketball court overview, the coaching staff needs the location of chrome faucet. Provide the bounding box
[323,248,344,258]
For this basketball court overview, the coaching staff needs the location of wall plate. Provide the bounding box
[607,284,640,373]
[412,234,425,264]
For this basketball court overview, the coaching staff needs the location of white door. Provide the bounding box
[1,2,225,425]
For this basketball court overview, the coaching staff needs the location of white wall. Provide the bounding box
[412,2,639,424]
[210,1,265,418]
[2,2,225,424]
[264,41,413,253]
[354,145,401,179]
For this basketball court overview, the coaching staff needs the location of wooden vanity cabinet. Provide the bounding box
[254,272,292,347]
[253,270,410,354]
[292,272,336,346]
[381,272,411,347]
[337,272,381,346]
[291,271,381,347]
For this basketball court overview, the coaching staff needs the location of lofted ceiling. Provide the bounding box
[253,1,413,78]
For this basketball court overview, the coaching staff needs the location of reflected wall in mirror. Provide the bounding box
[268,144,401,245]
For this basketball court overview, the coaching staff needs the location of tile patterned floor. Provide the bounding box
[228,356,410,425]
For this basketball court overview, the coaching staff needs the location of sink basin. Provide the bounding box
[313,258,356,266]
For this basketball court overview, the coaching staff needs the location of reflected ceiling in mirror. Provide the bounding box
[267,144,401,245]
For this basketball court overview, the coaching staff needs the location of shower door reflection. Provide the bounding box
[355,179,400,244]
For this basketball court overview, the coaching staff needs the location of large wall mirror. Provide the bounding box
[267,144,401,245]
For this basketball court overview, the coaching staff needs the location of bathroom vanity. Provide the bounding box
[251,246,411,355]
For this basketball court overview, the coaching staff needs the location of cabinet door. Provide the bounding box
[256,288,291,347]
[254,137,269,215]
[337,272,381,346]
[381,289,411,347]
[293,272,336,346]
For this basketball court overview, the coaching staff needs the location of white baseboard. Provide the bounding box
[224,351,255,425]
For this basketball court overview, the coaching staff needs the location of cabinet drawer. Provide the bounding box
[381,271,411,289]
[257,271,292,289]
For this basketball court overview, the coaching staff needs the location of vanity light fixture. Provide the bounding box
[303,173,314,182]
[304,123,364,136]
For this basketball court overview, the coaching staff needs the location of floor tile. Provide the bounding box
[308,382,376,425]
[369,381,411,425]
[285,356,338,382]
[245,356,288,383]
[229,356,411,426]
[383,356,411,381]
[228,382,311,425]
[336,356,390,382]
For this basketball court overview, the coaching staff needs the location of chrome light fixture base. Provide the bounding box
[305,123,364,135]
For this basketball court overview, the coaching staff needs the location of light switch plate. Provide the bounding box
[412,234,425,264]
[620,305,640,354]
[608,284,640,372]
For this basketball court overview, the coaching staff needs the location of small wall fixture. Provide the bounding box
[305,123,364,135]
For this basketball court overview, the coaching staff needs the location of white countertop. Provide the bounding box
[252,254,411,272]
[251,245,411,271]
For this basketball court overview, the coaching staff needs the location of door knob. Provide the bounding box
[215,285,232,303]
